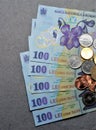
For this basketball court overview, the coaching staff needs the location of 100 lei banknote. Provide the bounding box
[20,51,79,110]
[20,51,96,113]
[30,76,76,93]
[33,99,96,126]
[20,52,96,126]
[29,61,76,77]
[29,19,79,92]
[29,19,78,88]
[22,51,77,93]
[29,5,96,65]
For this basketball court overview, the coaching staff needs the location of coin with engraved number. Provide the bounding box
[93,39,96,49]
[91,65,96,80]
[79,34,93,47]
[81,47,93,60]
[82,91,96,106]
[81,60,95,74]
[68,55,82,69]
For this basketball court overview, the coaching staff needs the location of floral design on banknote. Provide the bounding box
[60,24,82,49]
[58,18,95,49]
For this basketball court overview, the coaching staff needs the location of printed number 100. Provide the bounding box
[34,82,49,91]
[33,51,49,60]
[36,112,52,123]
[31,65,47,73]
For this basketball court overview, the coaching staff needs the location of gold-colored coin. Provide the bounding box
[94,55,96,64]
[91,65,96,80]
[81,47,93,60]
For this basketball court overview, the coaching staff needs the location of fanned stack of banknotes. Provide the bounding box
[20,5,96,126]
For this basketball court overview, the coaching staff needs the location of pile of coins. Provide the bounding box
[68,33,96,106]
[68,33,96,78]
[80,34,96,77]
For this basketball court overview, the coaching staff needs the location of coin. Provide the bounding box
[68,55,82,69]
[81,47,93,60]
[93,55,96,64]
[93,39,96,49]
[88,82,96,92]
[75,74,96,92]
[91,65,96,80]
[79,34,93,47]
[75,76,88,90]
[82,91,96,106]
[81,60,95,74]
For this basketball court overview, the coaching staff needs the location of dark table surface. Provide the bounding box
[0,0,96,130]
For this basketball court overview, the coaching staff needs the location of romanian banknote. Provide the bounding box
[20,51,78,110]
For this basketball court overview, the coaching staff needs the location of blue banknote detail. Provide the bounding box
[29,6,96,65]
[30,76,76,93]
[29,35,79,65]
[20,51,96,126]
[37,5,96,25]
[29,61,75,77]
[20,52,77,110]
[20,51,32,110]
[29,90,78,110]
[31,19,37,35]
[33,96,96,126]
[32,101,82,126]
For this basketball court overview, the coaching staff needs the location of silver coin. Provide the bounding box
[93,39,96,49]
[68,55,82,69]
[79,34,93,47]
[81,60,95,74]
